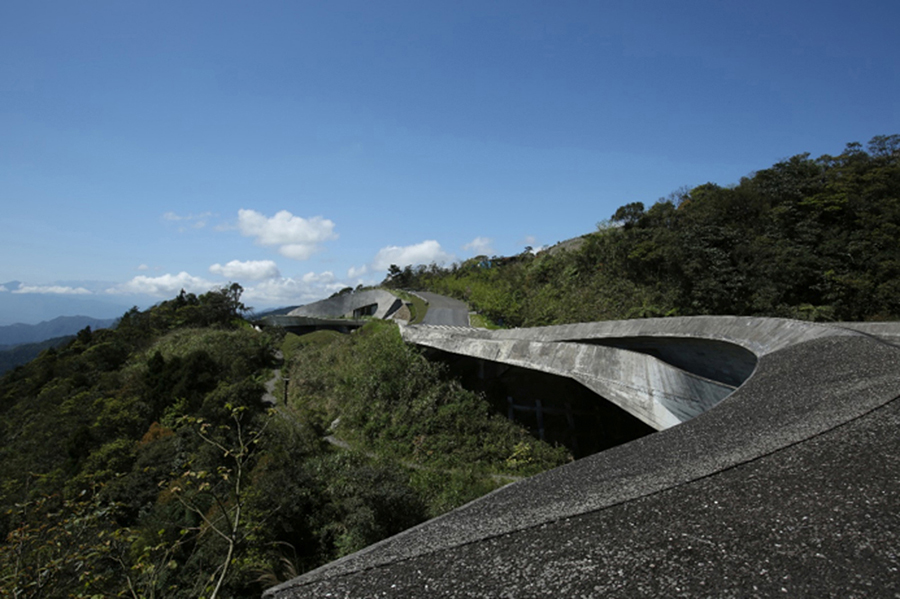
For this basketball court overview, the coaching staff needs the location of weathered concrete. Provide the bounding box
[415,291,470,326]
[288,289,404,321]
[265,317,900,599]
[401,324,735,429]
[260,314,368,335]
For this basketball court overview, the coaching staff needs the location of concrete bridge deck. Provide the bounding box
[265,317,900,598]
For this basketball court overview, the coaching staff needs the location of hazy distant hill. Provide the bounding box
[0,335,74,374]
[247,305,299,319]
[0,315,116,347]
[0,280,133,326]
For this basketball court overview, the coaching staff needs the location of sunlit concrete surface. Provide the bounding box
[287,289,404,320]
[265,317,900,598]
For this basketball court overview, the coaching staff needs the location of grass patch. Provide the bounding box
[387,289,429,324]
[469,312,503,329]
[287,320,570,478]
[282,330,343,362]
[408,294,428,324]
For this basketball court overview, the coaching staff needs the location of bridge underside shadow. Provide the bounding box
[399,324,751,430]
[428,349,654,459]
[572,335,757,387]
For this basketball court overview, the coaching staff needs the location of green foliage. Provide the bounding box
[393,135,900,324]
[0,288,569,598]
[289,321,570,476]
[0,335,75,376]
[307,453,428,558]
[4,136,898,597]
[0,289,281,598]
[386,289,428,324]
[0,493,122,598]
[281,330,342,362]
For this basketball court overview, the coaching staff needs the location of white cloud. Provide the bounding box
[347,265,368,278]
[12,285,92,295]
[109,272,218,297]
[137,264,149,271]
[372,240,454,271]
[462,236,494,256]
[163,211,212,222]
[163,211,213,230]
[209,259,281,281]
[0,286,7,292]
[301,271,335,284]
[241,273,345,306]
[237,209,337,260]
[106,268,343,307]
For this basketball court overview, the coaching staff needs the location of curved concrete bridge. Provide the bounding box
[265,317,900,598]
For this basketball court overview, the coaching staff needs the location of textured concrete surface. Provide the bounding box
[401,324,735,429]
[288,289,403,320]
[416,291,470,326]
[265,317,900,598]
[259,314,367,334]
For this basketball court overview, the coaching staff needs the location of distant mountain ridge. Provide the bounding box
[0,280,136,326]
[0,315,117,348]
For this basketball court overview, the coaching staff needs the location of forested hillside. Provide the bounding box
[2,135,897,598]
[0,336,74,376]
[0,286,566,598]
[386,135,900,326]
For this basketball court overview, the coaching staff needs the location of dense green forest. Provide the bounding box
[0,286,566,598]
[0,336,75,376]
[386,135,900,326]
[2,136,897,598]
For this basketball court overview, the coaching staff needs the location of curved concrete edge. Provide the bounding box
[264,318,900,598]
[832,321,900,345]
[288,289,403,321]
[400,328,734,430]
[466,316,859,356]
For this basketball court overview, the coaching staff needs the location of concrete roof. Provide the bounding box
[288,289,403,320]
[264,317,900,598]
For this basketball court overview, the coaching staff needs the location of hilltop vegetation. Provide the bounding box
[386,135,900,326]
[0,286,567,598]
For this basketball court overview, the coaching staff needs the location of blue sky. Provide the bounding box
[1,0,898,321]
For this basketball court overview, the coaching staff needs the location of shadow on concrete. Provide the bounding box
[573,335,757,387]
[431,350,654,459]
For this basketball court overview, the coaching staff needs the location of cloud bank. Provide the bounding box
[372,240,454,271]
[238,209,337,260]
[107,268,346,308]
[347,265,368,279]
[463,236,494,256]
[12,285,92,295]
[110,272,218,297]
[241,272,343,306]
[209,259,281,281]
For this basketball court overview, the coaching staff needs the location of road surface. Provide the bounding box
[416,292,470,326]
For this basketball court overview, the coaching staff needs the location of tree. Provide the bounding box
[171,405,269,599]
[611,202,645,229]
[867,134,900,157]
